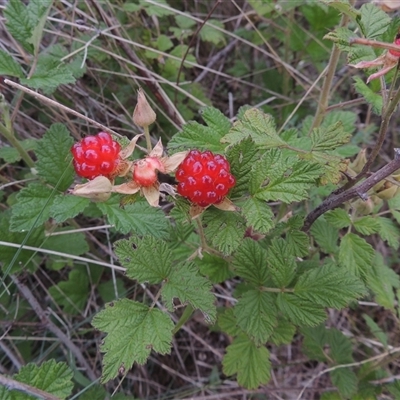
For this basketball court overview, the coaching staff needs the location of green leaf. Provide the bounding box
[308,151,348,185]
[45,228,89,257]
[310,217,339,254]
[232,238,269,286]
[10,183,55,232]
[4,0,34,53]
[241,197,274,234]
[13,360,73,400]
[162,263,216,323]
[254,151,322,203]
[27,0,52,55]
[49,268,89,314]
[285,228,310,257]
[338,233,374,278]
[218,308,243,337]
[221,108,287,149]
[353,76,383,114]
[295,265,366,309]
[203,208,246,255]
[366,253,400,310]
[0,139,36,163]
[0,49,24,77]
[50,194,90,223]
[199,20,225,45]
[321,0,360,20]
[35,124,74,190]
[269,319,296,346]
[168,106,230,152]
[353,216,380,235]
[268,238,297,288]
[115,236,172,284]
[226,138,259,197]
[140,0,174,17]
[376,217,400,250]
[328,328,354,364]
[311,122,351,151]
[20,55,76,94]
[97,197,169,238]
[222,334,271,390]
[301,325,328,361]
[277,293,327,327]
[359,3,390,39]
[92,299,174,383]
[330,368,358,398]
[196,252,233,283]
[234,289,277,344]
[324,209,351,229]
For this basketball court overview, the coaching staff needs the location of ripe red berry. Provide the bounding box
[175,149,236,207]
[71,132,121,180]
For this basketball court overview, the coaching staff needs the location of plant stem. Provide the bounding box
[0,97,35,169]
[143,125,152,153]
[310,11,351,131]
[172,304,194,334]
[261,287,295,293]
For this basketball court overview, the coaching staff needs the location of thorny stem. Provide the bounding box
[302,148,400,232]
[0,97,35,169]
[310,8,352,131]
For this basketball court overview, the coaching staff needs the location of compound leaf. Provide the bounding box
[268,238,297,288]
[92,299,173,383]
[241,197,275,234]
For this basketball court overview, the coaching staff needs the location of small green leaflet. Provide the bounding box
[35,123,74,190]
[232,238,269,286]
[328,329,354,364]
[199,20,225,45]
[285,228,310,257]
[301,325,328,362]
[49,268,89,314]
[269,319,296,346]
[338,233,374,278]
[0,139,36,163]
[139,0,174,17]
[45,228,89,257]
[97,197,169,238]
[353,76,382,114]
[162,263,216,323]
[330,368,358,398]
[376,217,400,250]
[226,138,259,197]
[310,217,339,254]
[353,215,380,235]
[0,49,24,77]
[310,122,351,152]
[324,209,351,229]
[241,198,274,234]
[267,238,297,288]
[321,0,360,20]
[253,150,322,203]
[218,308,243,337]
[10,183,55,232]
[234,289,277,344]
[50,195,90,223]
[221,108,287,149]
[308,151,348,185]
[168,106,230,152]
[358,3,391,39]
[295,265,366,309]
[27,1,52,55]
[196,252,232,283]
[92,299,174,383]
[222,334,271,390]
[277,293,327,327]
[12,360,73,400]
[363,314,388,348]
[203,208,246,255]
[115,236,172,284]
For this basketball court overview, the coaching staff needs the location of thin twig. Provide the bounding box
[10,275,98,381]
[302,148,400,231]
[0,374,61,400]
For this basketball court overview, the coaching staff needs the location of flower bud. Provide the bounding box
[349,149,367,174]
[133,88,156,127]
[70,176,112,202]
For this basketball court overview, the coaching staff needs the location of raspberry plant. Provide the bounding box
[2,1,400,399]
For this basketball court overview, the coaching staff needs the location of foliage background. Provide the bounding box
[2,0,400,399]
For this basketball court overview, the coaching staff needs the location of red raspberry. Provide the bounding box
[71,132,121,180]
[175,149,236,207]
[389,37,400,57]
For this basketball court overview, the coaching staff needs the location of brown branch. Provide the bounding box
[86,0,184,128]
[302,148,400,232]
[0,373,61,400]
[10,275,98,381]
